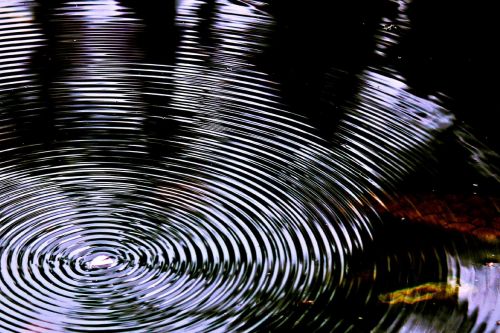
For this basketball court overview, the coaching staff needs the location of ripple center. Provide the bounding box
[84,254,118,270]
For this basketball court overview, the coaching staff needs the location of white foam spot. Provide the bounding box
[87,255,116,269]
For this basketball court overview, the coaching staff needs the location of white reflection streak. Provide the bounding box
[64,0,123,21]
[337,0,455,188]
[0,0,41,144]
[375,0,412,57]
[52,0,145,209]
[172,0,274,137]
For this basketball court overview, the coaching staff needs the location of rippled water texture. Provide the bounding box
[1,1,498,332]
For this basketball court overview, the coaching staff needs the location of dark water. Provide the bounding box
[0,1,498,332]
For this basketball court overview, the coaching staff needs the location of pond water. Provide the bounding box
[0,1,498,332]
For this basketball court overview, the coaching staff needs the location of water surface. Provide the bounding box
[0,1,498,332]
